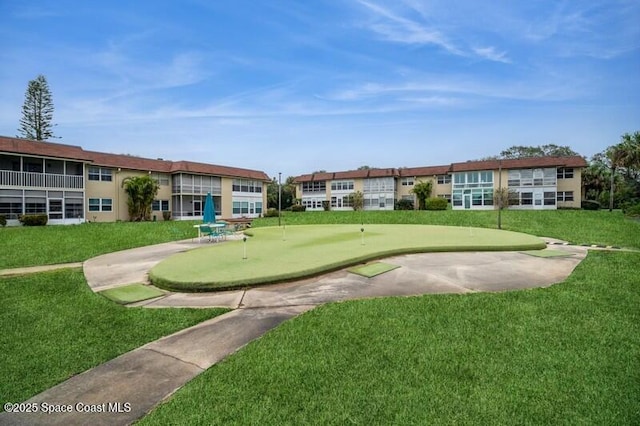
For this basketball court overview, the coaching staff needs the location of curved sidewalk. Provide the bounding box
[2,239,588,425]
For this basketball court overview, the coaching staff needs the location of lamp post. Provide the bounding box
[361,227,365,245]
[497,160,502,230]
[278,172,282,227]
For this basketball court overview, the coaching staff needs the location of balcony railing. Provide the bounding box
[0,170,84,189]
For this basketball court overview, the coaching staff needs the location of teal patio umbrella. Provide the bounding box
[203,192,215,223]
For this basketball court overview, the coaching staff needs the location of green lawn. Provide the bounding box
[149,225,545,291]
[0,220,200,269]
[0,211,637,270]
[0,269,229,407]
[2,210,639,423]
[256,210,640,249]
[140,251,640,425]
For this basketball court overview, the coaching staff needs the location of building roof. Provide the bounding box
[450,156,588,172]
[84,150,173,173]
[0,135,270,181]
[169,161,270,181]
[399,165,451,177]
[293,168,400,183]
[293,156,587,183]
[0,136,94,161]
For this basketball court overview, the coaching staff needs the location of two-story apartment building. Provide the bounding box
[293,156,586,211]
[0,136,269,225]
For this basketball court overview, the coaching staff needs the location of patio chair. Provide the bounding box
[199,224,220,242]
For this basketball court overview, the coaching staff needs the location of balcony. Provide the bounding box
[0,170,84,189]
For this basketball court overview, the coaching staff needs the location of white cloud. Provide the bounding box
[472,46,511,64]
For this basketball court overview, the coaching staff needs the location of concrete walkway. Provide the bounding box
[1,238,588,425]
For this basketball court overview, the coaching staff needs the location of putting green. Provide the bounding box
[150,224,545,292]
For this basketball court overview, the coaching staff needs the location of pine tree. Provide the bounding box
[18,74,57,141]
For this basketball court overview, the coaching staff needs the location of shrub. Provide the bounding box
[623,203,640,217]
[19,214,48,226]
[264,208,280,218]
[0,214,6,227]
[395,199,414,210]
[162,211,172,221]
[581,200,601,211]
[425,197,448,210]
[322,200,331,211]
[291,204,306,212]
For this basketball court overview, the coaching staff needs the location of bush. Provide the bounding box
[19,214,48,226]
[622,203,640,217]
[290,204,306,212]
[264,208,280,218]
[581,200,601,211]
[0,214,6,227]
[425,197,448,210]
[395,199,414,210]
[162,211,172,221]
[322,200,331,211]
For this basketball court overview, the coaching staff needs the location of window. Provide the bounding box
[401,177,414,186]
[438,194,452,203]
[88,167,112,182]
[557,168,574,179]
[544,192,556,206]
[437,175,451,184]
[452,192,462,207]
[65,199,84,219]
[88,198,112,212]
[232,179,262,193]
[152,173,170,186]
[302,181,326,193]
[255,202,263,214]
[331,180,354,191]
[557,191,574,202]
[521,192,533,205]
[152,200,170,211]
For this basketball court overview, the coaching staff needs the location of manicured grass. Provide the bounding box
[1,211,637,270]
[521,249,575,258]
[140,251,640,425]
[255,210,640,249]
[0,269,229,407]
[348,262,400,277]
[149,225,545,291]
[0,220,200,269]
[99,283,165,304]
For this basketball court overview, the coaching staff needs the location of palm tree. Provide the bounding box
[122,175,159,221]
[607,144,625,212]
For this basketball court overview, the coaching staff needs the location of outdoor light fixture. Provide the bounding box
[361,227,364,245]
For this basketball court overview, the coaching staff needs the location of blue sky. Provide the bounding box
[1,0,638,178]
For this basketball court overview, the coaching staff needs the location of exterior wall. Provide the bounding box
[451,171,495,210]
[329,179,355,210]
[230,177,265,218]
[557,167,582,208]
[221,178,233,218]
[506,167,557,210]
[397,176,416,204]
[0,153,87,224]
[362,177,395,210]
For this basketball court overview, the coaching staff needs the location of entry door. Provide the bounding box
[463,194,471,209]
[48,198,63,219]
[533,189,543,209]
[249,202,255,215]
[193,200,202,217]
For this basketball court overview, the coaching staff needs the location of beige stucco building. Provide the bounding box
[0,136,269,224]
[294,156,586,211]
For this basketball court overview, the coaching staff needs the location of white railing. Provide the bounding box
[0,170,84,189]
